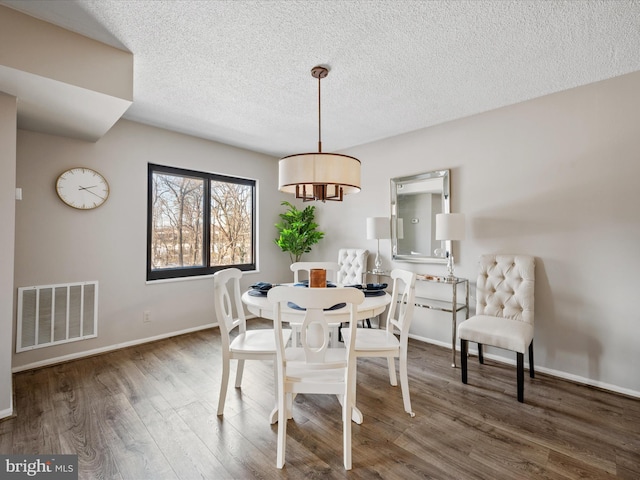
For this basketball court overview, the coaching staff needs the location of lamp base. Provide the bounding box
[446,253,456,278]
[374,241,383,274]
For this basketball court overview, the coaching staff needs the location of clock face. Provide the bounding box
[56,167,110,210]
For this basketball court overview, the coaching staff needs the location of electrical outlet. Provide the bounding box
[143,311,151,323]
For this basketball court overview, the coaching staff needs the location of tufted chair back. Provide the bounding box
[337,248,369,285]
[475,254,535,324]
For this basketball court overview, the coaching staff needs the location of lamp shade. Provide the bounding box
[435,213,466,241]
[279,152,361,199]
[367,217,390,240]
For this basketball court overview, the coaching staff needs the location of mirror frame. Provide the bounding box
[390,169,450,264]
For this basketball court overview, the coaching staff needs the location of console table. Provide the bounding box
[367,271,470,367]
[415,274,469,367]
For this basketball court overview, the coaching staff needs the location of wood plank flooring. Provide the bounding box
[2,318,639,479]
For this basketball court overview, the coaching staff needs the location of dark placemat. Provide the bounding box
[287,302,346,311]
[363,289,387,297]
[293,282,336,288]
[346,283,388,291]
[247,289,268,297]
[249,282,273,293]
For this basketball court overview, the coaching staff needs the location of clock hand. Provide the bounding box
[78,185,97,190]
[78,185,104,200]
[86,190,105,200]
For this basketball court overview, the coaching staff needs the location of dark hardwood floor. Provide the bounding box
[1,318,638,479]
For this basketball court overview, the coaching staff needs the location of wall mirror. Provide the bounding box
[390,169,450,264]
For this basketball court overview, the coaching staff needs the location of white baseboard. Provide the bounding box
[408,332,640,399]
[0,406,13,420]
[12,322,219,373]
[19,317,635,400]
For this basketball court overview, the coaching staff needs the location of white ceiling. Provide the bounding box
[3,0,640,158]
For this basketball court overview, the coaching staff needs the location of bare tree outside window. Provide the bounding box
[147,164,256,280]
[210,181,253,266]
[151,173,204,269]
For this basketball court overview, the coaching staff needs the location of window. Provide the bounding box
[147,163,256,280]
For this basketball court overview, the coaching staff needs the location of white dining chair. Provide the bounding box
[290,261,340,283]
[342,269,417,417]
[289,261,341,346]
[458,254,535,403]
[214,268,292,416]
[267,285,365,470]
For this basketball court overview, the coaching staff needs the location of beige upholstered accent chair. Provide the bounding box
[457,254,535,402]
[336,248,369,285]
[337,248,370,331]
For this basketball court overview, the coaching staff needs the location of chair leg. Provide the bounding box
[387,356,397,386]
[343,364,356,470]
[365,318,371,328]
[343,394,353,469]
[478,343,484,364]
[217,355,230,415]
[270,361,278,425]
[461,339,468,384]
[517,352,524,403]
[234,359,245,388]
[286,393,294,420]
[398,350,414,417]
[529,341,535,378]
[276,389,287,468]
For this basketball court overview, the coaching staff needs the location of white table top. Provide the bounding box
[241,285,391,323]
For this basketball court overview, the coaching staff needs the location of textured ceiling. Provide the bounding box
[3,0,640,157]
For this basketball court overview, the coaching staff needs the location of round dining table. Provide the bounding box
[241,284,392,424]
[241,285,391,323]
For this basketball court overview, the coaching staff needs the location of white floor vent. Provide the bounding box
[17,281,98,353]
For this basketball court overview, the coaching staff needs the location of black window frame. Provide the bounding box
[147,163,256,281]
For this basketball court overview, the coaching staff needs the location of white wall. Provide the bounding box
[0,93,17,418]
[13,119,291,370]
[10,70,640,398]
[315,71,640,396]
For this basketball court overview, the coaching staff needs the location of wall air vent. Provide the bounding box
[16,281,98,352]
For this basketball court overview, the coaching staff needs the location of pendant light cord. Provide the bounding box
[311,65,328,153]
[317,73,322,153]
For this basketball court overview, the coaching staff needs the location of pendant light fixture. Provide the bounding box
[278,66,361,202]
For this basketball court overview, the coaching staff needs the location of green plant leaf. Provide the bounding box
[274,201,325,263]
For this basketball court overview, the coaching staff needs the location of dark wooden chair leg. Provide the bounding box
[517,352,524,402]
[478,343,484,364]
[365,318,371,328]
[461,339,468,384]
[529,341,535,378]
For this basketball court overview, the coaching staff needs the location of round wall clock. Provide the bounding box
[55,167,110,210]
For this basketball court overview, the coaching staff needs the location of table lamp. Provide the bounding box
[366,217,390,274]
[435,213,466,278]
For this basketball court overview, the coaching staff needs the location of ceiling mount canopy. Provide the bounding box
[278,65,361,202]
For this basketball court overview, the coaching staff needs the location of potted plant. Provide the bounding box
[274,201,325,263]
